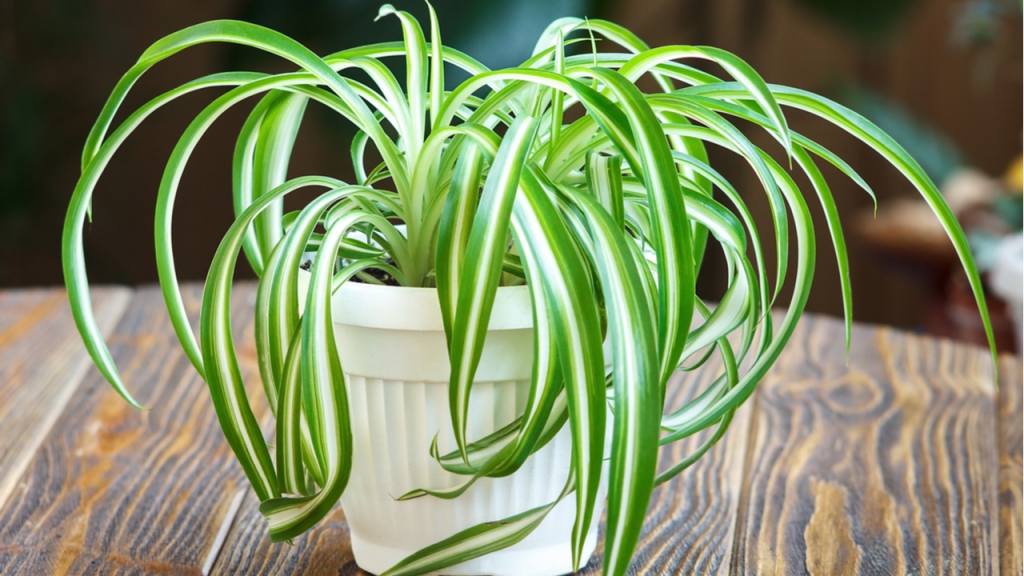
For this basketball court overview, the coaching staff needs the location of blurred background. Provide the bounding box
[1,0,1021,351]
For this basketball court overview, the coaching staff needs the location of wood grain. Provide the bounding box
[998,355,1022,576]
[582,367,756,575]
[0,283,1015,575]
[209,496,361,575]
[0,283,266,575]
[211,351,756,575]
[732,316,1000,576]
[0,287,131,511]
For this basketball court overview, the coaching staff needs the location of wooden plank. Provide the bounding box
[0,283,265,575]
[0,286,131,511]
[998,355,1022,576]
[5,286,1000,575]
[581,370,756,574]
[210,347,757,575]
[732,316,1000,576]
[208,497,360,575]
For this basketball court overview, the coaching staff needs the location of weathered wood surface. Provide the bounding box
[999,356,1023,576]
[732,317,1002,575]
[0,285,1019,575]
[0,287,131,512]
[210,496,358,575]
[579,364,756,575]
[0,284,265,575]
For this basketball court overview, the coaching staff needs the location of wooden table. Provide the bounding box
[0,283,1020,575]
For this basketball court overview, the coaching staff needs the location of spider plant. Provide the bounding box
[63,4,995,575]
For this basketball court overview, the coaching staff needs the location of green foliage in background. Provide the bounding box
[62,4,996,574]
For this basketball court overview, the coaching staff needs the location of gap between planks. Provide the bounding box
[201,489,246,576]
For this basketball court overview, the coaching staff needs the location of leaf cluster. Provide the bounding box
[62,5,995,575]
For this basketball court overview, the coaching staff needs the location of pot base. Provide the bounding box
[350,525,599,576]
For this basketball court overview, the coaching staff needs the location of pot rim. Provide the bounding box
[297,269,533,332]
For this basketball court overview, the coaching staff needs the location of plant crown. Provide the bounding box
[62,5,995,575]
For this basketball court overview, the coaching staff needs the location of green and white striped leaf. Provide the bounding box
[513,168,606,569]
[63,13,996,576]
[382,470,577,576]
[446,114,539,463]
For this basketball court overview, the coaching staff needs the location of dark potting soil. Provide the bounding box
[300,257,402,286]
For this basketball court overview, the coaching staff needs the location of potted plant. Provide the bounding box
[62,4,995,575]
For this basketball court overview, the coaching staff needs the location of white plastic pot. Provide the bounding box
[297,273,606,575]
